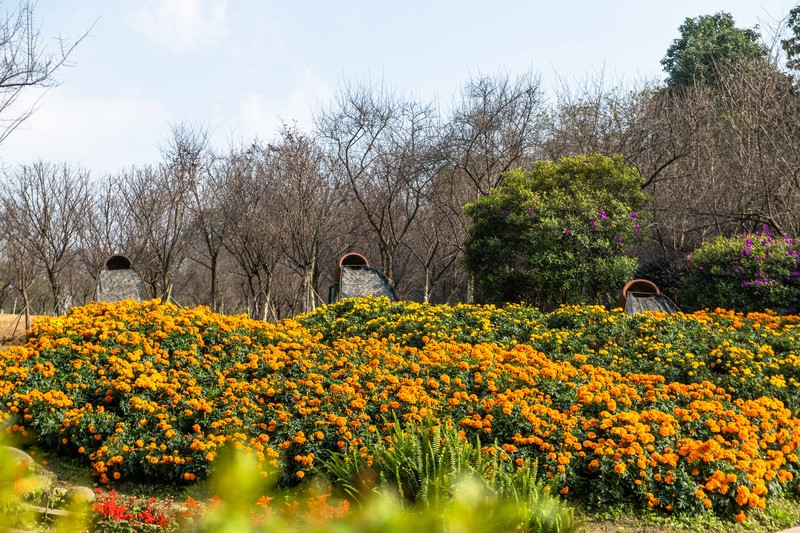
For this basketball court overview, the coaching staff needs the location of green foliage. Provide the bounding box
[782,5,800,71]
[322,416,582,533]
[661,12,767,90]
[463,153,647,308]
[196,450,274,533]
[0,433,91,533]
[0,441,39,531]
[679,232,800,314]
[0,436,584,533]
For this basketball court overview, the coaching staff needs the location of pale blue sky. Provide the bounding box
[0,0,792,175]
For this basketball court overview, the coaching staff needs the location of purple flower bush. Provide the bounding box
[463,154,648,308]
[680,231,800,314]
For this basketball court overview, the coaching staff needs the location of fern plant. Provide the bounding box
[321,415,584,533]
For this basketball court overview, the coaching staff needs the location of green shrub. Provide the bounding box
[463,153,648,309]
[679,231,800,313]
[323,416,583,533]
[633,249,691,303]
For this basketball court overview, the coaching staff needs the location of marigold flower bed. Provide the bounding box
[2,298,800,522]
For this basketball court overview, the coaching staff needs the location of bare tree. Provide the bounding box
[80,174,126,283]
[316,80,442,288]
[544,72,689,189]
[117,164,192,301]
[445,70,544,194]
[643,53,800,248]
[190,154,231,311]
[161,122,228,311]
[220,143,281,320]
[0,1,87,144]
[270,124,341,313]
[398,71,544,302]
[0,161,91,314]
[403,198,462,303]
[0,236,38,328]
[710,57,800,237]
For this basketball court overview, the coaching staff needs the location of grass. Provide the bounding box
[578,497,800,532]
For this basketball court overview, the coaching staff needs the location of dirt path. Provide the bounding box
[0,313,34,344]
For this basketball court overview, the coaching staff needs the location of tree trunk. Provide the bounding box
[383,247,395,288]
[46,269,61,315]
[163,275,174,303]
[246,275,258,319]
[301,260,316,314]
[261,272,274,322]
[209,252,218,312]
[22,289,31,330]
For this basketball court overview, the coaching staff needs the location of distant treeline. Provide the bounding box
[2,12,800,318]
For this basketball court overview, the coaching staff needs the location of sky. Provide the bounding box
[0,0,793,176]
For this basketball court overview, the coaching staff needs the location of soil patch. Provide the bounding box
[0,312,32,345]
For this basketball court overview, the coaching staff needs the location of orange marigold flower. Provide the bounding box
[256,495,273,508]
